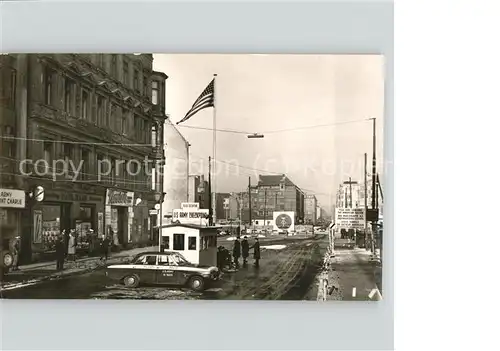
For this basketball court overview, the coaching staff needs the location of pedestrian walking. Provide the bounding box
[67,231,76,262]
[55,236,65,271]
[9,236,20,271]
[232,238,241,268]
[241,236,249,266]
[100,236,110,261]
[251,237,261,268]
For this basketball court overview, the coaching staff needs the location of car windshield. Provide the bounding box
[173,254,190,265]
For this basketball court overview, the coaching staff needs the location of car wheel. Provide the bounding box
[2,250,13,269]
[122,274,140,288]
[188,276,205,292]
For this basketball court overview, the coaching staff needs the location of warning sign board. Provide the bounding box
[335,208,365,229]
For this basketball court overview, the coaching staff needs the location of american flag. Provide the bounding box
[177,78,215,125]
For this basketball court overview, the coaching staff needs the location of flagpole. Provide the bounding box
[212,73,217,226]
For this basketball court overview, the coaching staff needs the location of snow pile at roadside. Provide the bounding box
[226,236,237,241]
[261,244,287,250]
[257,234,266,238]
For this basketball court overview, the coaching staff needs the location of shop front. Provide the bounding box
[0,188,25,269]
[28,189,104,261]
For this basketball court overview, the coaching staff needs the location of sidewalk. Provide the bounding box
[1,246,158,291]
[317,248,381,301]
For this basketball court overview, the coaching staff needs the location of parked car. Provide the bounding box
[104,251,220,291]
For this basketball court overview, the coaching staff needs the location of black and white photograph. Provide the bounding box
[0,53,384,301]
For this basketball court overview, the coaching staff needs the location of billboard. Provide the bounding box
[335,208,365,230]
[272,211,295,232]
[172,208,210,226]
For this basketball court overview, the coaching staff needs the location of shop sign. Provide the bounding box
[106,189,134,206]
[0,189,25,208]
[181,202,199,211]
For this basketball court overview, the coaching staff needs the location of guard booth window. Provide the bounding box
[163,236,170,250]
[173,233,185,250]
[188,237,196,250]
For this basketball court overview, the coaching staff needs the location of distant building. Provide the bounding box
[163,118,189,218]
[337,179,362,209]
[304,194,318,225]
[215,193,231,221]
[227,193,240,220]
[239,175,304,225]
[188,174,209,209]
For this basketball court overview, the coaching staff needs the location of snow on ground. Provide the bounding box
[257,234,266,238]
[261,245,287,250]
[226,236,237,241]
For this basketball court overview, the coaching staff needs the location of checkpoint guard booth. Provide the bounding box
[159,203,220,266]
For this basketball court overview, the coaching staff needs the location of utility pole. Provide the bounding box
[263,189,267,234]
[349,177,353,208]
[248,176,252,228]
[364,153,368,250]
[208,156,212,226]
[370,117,378,259]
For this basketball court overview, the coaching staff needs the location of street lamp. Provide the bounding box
[154,193,162,251]
[247,133,264,139]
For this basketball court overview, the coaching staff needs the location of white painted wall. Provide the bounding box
[160,226,218,266]
[163,119,189,220]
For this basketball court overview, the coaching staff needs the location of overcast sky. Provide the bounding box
[153,54,384,212]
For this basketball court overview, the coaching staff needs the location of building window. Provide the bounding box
[144,121,150,144]
[97,95,105,125]
[63,143,73,163]
[123,61,129,86]
[188,237,196,250]
[111,55,118,78]
[173,233,185,251]
[81,90,89,119]
[134,115,143,141]
[151,124,157,147]
[4,140,15,158]
[151,81,159,105]
[43,67,53,105]
[43,142,53,173]
[81,149,91,180]
[0,68,15,107]
[143,76,148,96]
[121,109,128,135]
[64,78,74,113]
[110,104,117,132]
[133,69,139,91]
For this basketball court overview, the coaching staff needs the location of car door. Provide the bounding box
[155,254,177,285]
[133,254,158,284]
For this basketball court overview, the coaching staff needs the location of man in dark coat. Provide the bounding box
[100,236,110,261]
[55,236,65,271]
[251,237,261,267]
[241,236,250,266]
[232,238,241,268]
